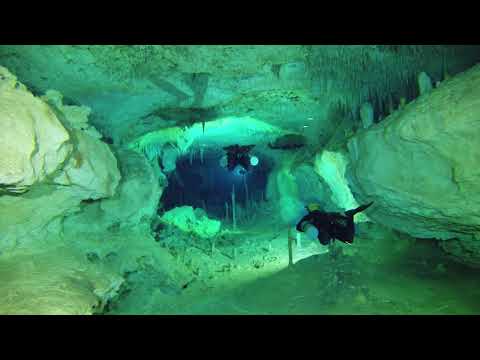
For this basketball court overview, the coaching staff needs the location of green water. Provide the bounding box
[106,227,480,315]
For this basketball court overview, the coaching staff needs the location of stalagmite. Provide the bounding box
[243,175,249,218]
[387,96,394,114]
[287,227,295,266]
[417,71,433,95]
[232,184,237,230]
[296,232,302,249]
[360,102,374,129]
[3,45,480,315]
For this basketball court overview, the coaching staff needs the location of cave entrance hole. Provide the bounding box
[160,148,274,223]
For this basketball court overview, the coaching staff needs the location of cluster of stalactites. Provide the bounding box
[308,45,480,125]
[143,142,164,161]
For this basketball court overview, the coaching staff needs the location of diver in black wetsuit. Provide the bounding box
[296,202,374,245]
[222,144,256,174]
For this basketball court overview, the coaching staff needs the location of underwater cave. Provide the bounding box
[160,148,273,221]
[2,44,480,316]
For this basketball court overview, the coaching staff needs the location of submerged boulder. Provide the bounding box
[347,64,480,266]
[161,206,221,239]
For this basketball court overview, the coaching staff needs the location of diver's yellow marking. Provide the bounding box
[306,203,321,212]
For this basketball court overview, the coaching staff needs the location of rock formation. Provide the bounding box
[347,64,480,265]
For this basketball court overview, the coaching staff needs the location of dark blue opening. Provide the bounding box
[161,151,273,219]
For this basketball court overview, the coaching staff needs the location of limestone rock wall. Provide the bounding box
[347,64,480,265]
[64,149,165,234]
[54,129,120,200]
[2,45,478,147]
[0,66,71,192]
[0,66,121,251]
[0,246,123,314]
[0,66,127,313]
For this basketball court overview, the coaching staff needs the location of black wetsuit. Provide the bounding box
[223,144,255,172]
[296,202,373,245]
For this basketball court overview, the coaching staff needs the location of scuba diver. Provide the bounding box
[296,202,374,246]
[221,144,258,174]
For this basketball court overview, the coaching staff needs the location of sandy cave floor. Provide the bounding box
[106,221,480,315]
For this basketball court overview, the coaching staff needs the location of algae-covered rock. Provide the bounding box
[161,206,221,238]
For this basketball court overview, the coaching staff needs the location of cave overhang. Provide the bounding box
[128,115,294,159]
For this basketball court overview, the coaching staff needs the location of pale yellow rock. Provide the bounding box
[347,64,480,264]
[0,66,121,253]
[54,129,121,199]
[314,150,368,222]
[0,66,71,191]
[0,246,123,315]
[42,89,102,139]
[0,186,85,251]
[161,206,221,239]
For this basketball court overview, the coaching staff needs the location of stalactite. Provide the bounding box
[387,95,394,114]
[225,201,229,222]
[143,142,162,161]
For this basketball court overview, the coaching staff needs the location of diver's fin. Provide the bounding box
[345,202,374,217]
